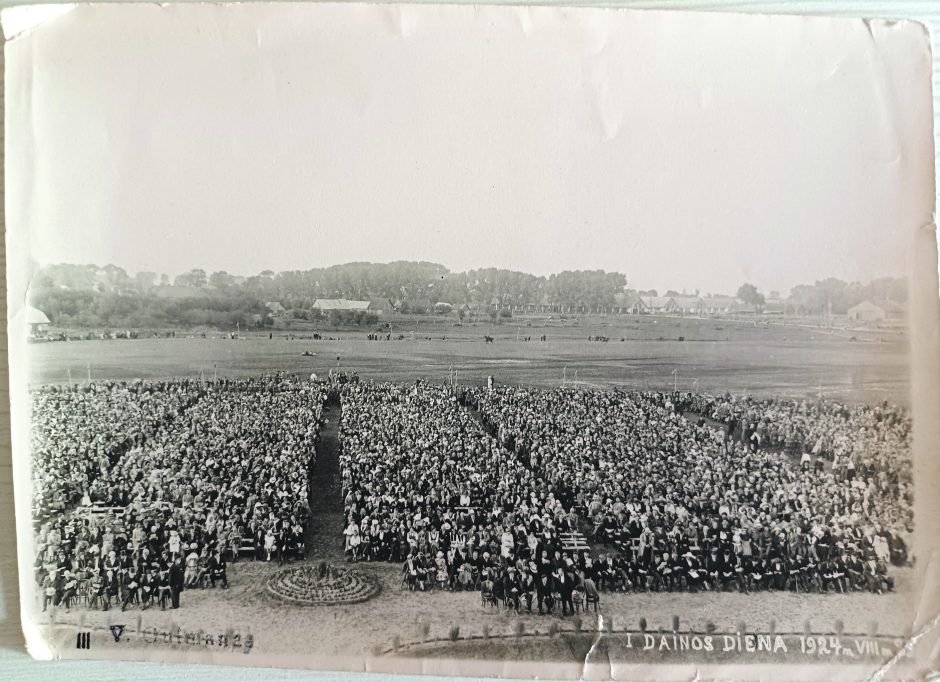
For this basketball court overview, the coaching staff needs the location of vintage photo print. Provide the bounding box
[4,2,939,679]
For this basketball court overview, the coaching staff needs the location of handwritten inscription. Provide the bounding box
[617,632,907,659]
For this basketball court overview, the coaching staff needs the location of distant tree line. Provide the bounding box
[29,262,905,329]
[785,277,907,315]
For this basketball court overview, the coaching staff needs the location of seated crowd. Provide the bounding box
[32,374,323,612]
[463,386,911,597]
[335,381,911,608]
[33,372,913,615]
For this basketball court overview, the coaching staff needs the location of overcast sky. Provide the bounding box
[6,3,934,296]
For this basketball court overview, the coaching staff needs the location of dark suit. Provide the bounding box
[169,563,184,608]
[536,575,555,614]
[555,572,574,616]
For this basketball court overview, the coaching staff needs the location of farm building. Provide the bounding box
[26,305,50,337]
[615,293,647,314]
[671,296,705,315]
[701,296,738,314]
[367,299,392,315]
[731,301,758,314]
[847,299,906,322]
[312,299,371,312]
[265,301,287,317]
[642,296,674,313]
[642,296,704,315]
[395,298,433,314]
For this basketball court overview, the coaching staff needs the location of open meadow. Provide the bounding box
[29,315,909,404]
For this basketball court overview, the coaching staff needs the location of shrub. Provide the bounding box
[448,626,460,642]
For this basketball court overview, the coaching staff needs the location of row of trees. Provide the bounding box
[786,277,907,315]
[34,262,630,314]
[30,262,906,329]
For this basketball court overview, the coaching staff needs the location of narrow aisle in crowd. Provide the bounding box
[306,395,346,563]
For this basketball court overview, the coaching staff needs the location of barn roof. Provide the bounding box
[25,305,50,325]
[643,296,672,309]
[312,299,371,311]
[702,296,738,308]
[848,299,906,313]
[671,296,704,308]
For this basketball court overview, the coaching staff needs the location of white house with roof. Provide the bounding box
[847,299,906,322]
[26,305,50,337]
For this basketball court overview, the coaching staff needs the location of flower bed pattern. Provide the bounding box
[266,562,381,605]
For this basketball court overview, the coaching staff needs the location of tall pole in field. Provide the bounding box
[67,368,72,387]
[87,363,91,383]
[672,369,677,392]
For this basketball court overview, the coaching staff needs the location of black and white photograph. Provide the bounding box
[4,2,939,679]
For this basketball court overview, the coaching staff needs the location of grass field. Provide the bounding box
[29,315,909,403]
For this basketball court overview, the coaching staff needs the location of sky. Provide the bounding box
[5,3,934,296]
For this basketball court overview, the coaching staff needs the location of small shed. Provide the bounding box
[847,300,906,322]
[26,305,50,337]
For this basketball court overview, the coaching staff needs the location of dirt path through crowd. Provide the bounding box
[305,397,346,563]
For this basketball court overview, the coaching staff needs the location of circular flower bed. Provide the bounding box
[266,562,381,605]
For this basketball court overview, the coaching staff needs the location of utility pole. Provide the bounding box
[672,368,678,392]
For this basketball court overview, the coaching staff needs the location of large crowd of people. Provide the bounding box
[464,387,911,597]
[32,374,323,612]
[339,382,911,607]
[32,371,913,616]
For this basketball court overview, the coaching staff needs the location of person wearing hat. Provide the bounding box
[434,551,448,590]
[503,566,522,612]
[519,565,536,612]
[169,557,185,608]
[41,569,57,612]
[535,570,555,615]
[206,548,227,589]
[182,543,200,587]
[120,566,140,612]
